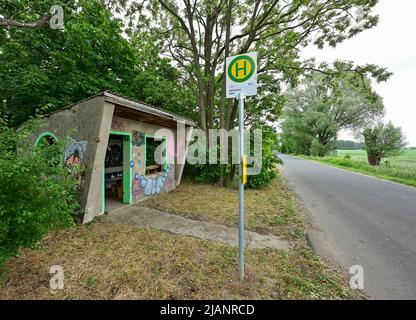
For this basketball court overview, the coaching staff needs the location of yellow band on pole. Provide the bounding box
[242,155,247,185]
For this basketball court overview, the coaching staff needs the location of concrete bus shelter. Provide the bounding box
[31,92,195,223]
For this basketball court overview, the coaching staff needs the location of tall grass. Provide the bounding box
[307,150,416,187]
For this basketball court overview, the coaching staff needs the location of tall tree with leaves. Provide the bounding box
[101,0,392,184]
[1,0,131,124]
[0,0,196,126]
[2,0,393,185]
[106,0,391,134]
[281,74,384,156]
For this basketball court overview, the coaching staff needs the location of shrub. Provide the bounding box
[344,153,352,160]
[183,139,224,184]
[246,129,283,189]
[184,162,223,184]
[245,151,282,189]
[184,127,282,189]
[0,119,79,268]
[310,139,336,157]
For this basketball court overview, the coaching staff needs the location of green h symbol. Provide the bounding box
[235,60,247,77]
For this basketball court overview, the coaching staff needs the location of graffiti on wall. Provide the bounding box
[111,118,125,132]
[139,164,172,196]
[64,137,88,166]
[132,180,140,197]
[132,130,145,147]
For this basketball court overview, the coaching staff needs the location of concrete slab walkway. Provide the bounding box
[104,205,290,251]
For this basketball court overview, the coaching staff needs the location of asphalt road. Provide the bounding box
[278,154,416,300]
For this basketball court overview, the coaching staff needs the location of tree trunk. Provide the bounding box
[198,91,207,134]
[364,129,381,166]
[367,152,381,166]
[204,9,214,131]
[226,100,238,130]
[229,163,237,184]
[218,0,233,187]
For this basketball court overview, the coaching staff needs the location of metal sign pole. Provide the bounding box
[226,52,256,282]
[238,92,245,281]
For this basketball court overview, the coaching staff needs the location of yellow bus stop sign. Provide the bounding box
[226,52,257,98]
[228,56,255,83]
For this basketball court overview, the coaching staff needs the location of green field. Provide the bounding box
[306,149,416,187]
[337,149,416,166]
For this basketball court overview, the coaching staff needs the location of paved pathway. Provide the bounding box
[105,205,290,251]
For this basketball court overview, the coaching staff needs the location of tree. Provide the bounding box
[1,0,133,125]
[0,0,52,29]
[363,122,407,166]
[109,0,391,133]
[280,119,313,155]
[0,0,195,126]
[102,0,391,184]
[2,0,393,185]
[281,74,384,156]
[336,140,365,150]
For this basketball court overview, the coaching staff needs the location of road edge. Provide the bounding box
[279,167,369,299]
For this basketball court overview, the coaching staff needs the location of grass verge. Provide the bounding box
[142,174,304,241]
[0,220,356,300]
[0,174,361,299]
[302,155,416,187]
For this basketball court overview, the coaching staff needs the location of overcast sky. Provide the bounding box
[302,0,416,146]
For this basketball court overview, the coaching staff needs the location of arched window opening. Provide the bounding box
[34,131,61,166]
[35,131,59,150]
